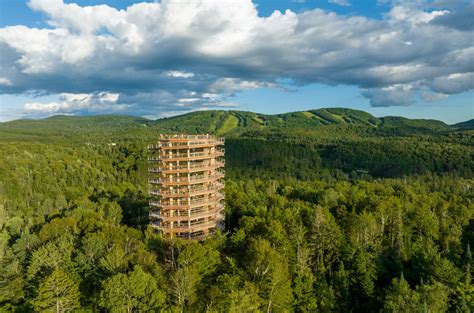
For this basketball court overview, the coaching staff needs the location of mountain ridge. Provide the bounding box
[0,108,471,142]
[2,108,468,125]
[452,119,474,129]
[151,108,458,135]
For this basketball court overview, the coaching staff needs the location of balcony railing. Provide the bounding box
[150,196,224,207]
[148,161,225,173]
[148,136,224,148]
[150,183,224,197]
[150,203,223,217]
[182,233,207,241]
[151,217,224,231]
[149,194,224,208]
[149,206,223,221]
[148,150,224,161]
[160,134,220,140]
[149,172,224,185]
[148,140,225,150]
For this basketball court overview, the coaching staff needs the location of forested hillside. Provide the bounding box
[1,108,472,178]
[0,108,460,141]
[0,108,472,312]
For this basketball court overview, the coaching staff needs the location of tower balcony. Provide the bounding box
[148,139,225,150]
[149,134,224,143]
[149,205,224,222]
[150,218,224,234]
[149,194,224,209]
[148,172,224,186]
[148,161,225,174]
[149,183,224,197]
[148,150,224,162]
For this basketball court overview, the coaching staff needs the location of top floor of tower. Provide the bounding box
[148,134,225,150]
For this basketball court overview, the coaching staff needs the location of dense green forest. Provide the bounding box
[0,108,473,312]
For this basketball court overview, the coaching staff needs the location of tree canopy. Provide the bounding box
[0,109,472,311]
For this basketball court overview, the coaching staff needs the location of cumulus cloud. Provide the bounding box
[20,88,241,119]
[329,0,351,6]
[0,0,472,117]
[362,84,415,107]
[23,92,126,116]
[431,3,474,31]
[0,78,12,86]
[429,73,474,94]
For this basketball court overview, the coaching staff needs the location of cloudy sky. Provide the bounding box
[0,0,472,123]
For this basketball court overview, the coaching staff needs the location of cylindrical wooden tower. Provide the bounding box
[147,134,225,240]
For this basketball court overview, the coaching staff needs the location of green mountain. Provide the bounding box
[2,114,150,132]
[379,116,450,130]
[0,108,467,144]
[154,108,458,135]
[452,118,474,129]
[0,115,153,143]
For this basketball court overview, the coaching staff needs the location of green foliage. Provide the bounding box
[169,239,221,308]
[246,238,294,312]
[383,275,420,312]
[417,281,449,313]
[0,109,472,311]
[32,268,80,313]
[99,265,166,312]
[1,108,472,179]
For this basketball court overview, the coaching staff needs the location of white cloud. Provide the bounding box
[429,72,474,94]
[362,84,415,107]
[212,101,239,107]
[389,5,448,24]
[421,91,448,101]
[0,77,12,86]
[0,0,471,117]
[177,98,200,103]
[23,92,126,116]
[210,78,276,93]
[166,71,195,78]
[329,0,351,7]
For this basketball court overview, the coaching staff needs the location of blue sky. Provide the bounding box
[0,0,472,123]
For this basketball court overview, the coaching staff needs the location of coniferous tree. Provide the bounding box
[32,269,80,313]
[383,274,419,313]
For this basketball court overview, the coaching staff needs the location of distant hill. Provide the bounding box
[2,115,150,131]
[0,108,469,143]
[379,116,450,131]
[452,119,474,129]
[0,107,472,179]
[156,108,381,133]
[0,115,153,143]
[152,108,451,135]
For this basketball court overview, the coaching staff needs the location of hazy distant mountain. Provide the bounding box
[452,119,474,129]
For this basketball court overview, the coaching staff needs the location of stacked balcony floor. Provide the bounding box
[148,134,225,240]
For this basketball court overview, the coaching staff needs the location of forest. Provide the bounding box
[0,108,472,312]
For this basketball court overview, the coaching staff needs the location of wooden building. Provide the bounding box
[148,134,225,240]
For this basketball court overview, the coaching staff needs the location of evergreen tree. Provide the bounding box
[417,281,449,313]
[383,274,419,313]
[32,269,80,313]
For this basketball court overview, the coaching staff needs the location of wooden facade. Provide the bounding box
[148,134,225,240]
